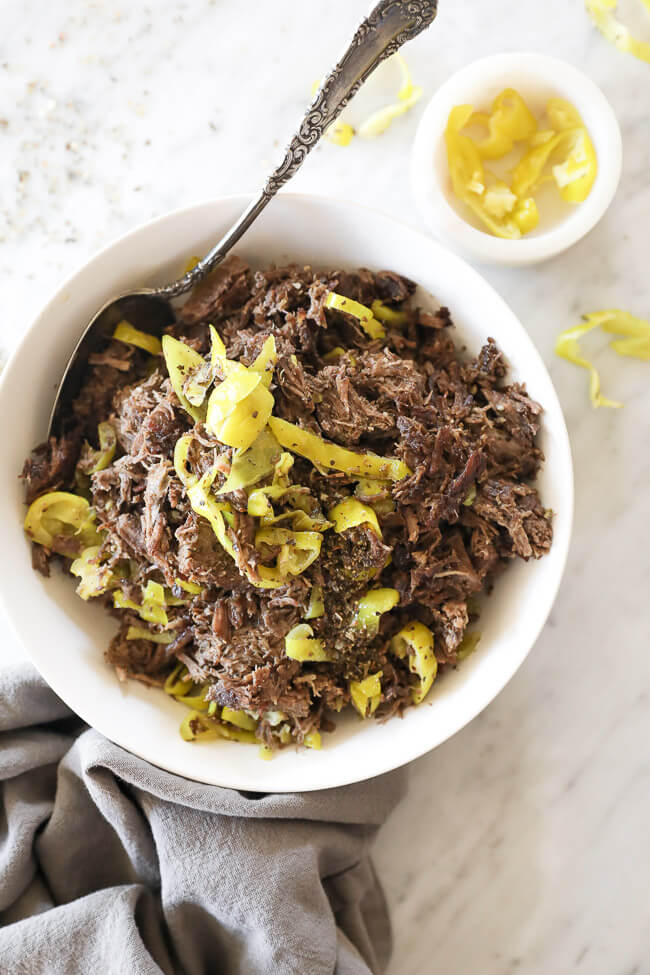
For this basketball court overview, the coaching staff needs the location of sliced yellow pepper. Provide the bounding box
[250,335,277,388]
[188,477,236,558]
[176,435,320,588]
[176,441,268,582]
[554,322,622,409]
[511,101,597,205]
[358,87,422,138]
[326,121,355,146]
[555,309,650,408]
[593,309,650,359]
[206,368,274,451]
[370,300,407,326]
[164,665,193,697]
[24,491,102,555]
[550,128,598,204]
[209,324,230,374]
[510,134,561,198]
[176,686,211,711]
[446,104,486,195]
[463,484,477,507]
[470,87,537,159]
[222,707,258,731]
[179,711,218,741]
[456,630,481,661]
[70,545,113,600]
[322,346,347,363]
[447,92,596,238]
[305,585,324,619]
[513,196,540,233]
[164,667,210,712]
[247,451,294,517]
[162,335,207,423]
[358,54,422,138]
[209,325,277,392]
[126,626,174,645]
[304,731,322,749]
[211,721,258,744]
[183,255,201,273]
[79,422,116,475]
[113,320,162,356]
[546,97,583,132]
[349,671,383,717]
[482,178,518,218]
[255,527,323,582]
[179,710,257,744]
[268,416,411,482]
[113,579,170,626]
[354,478,396,516]
[324,292,385,340]
[586,0,650,64]
[217,428,281,495]
[445,106,522,239]
[354,588,399,637]
[174,436,235,551]
[391,621,437,705]
[284,623,331,662]
[314,54,421,145]
[247,451,331,533]
[328,497,381,538]
[174,577,203,595]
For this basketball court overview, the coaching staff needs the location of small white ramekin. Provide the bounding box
[411,53,623,266]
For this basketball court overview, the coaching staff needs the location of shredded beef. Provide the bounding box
[180,255,251,325]
[23,259,552,749]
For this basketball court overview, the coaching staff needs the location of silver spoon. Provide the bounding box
[50,0,439,436]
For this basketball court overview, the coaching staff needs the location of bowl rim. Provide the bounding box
[0,192,574,790]
[410,51,623,267]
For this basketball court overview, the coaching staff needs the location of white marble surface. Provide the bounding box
[2,1,649,971]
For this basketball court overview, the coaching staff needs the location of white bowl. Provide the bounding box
[0,194,573,792]
[411,53,622,266]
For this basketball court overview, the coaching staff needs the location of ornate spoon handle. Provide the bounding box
[156,0,438,300]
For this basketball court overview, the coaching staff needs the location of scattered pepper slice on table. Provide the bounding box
[555,309,650,408]
[586,0,650,64]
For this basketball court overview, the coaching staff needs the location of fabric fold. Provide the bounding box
[0,663,405,975]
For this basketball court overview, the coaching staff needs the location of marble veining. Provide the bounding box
[2,2,649,972]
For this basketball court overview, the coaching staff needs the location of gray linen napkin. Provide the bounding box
[0,662,406,975]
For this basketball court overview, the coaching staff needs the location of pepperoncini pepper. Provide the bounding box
[445,90,597,239]
[585,0,650,66]
[445,106,527,240]
[349,672,383,718]
[324,292,385,340]
[470,87,537,159]
[284,623,331,662]
[70,545,113,600]
[113,579,171,625]
[24,492,102,556]
[391,621,437,705]
[354,588,399,637]
[511,108,597,205]
[113,320,162,356]
[77,422,117,476]
[268,416,411,482]
[328,498,382,538]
